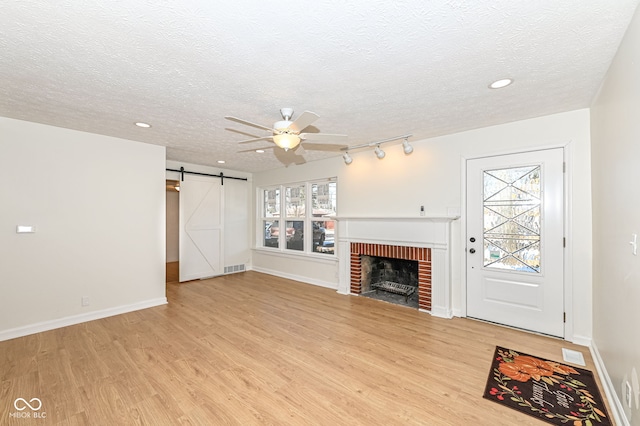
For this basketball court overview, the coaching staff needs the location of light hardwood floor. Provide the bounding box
[0,271,605,425]
[166,261,179,284]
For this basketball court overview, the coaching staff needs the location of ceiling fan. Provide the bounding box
[225,108,347,151]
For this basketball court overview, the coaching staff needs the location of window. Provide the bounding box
[263,188,280,248]
[311,182,336,254]
[260,179,336,255]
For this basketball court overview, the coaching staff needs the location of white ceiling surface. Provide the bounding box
[1,1,638,173]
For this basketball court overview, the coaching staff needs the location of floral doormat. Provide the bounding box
[483,346,611,425]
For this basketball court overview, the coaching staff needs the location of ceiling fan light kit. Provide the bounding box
[273,133,301,151]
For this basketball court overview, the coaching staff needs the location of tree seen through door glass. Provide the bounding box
[483,166,541,273]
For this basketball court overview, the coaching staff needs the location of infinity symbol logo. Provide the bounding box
[14,398,42,411]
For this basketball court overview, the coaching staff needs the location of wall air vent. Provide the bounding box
[224,264,246,274]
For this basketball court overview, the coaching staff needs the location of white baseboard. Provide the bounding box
[571,334,593,347]
[250,266,338,290]
[428,306,454,319]
[0,297,168,342]
[590,341,630,426]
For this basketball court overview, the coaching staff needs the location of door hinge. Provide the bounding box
[563,312,566,323]
[563,237,566,248]
[563,162,566,173]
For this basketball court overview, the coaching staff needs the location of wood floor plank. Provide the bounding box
[0,271,605,425]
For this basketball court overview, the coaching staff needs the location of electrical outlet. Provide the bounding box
[626,381,632,409]
[81,296,90,307]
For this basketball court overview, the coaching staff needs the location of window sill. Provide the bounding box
[252,246,338,263]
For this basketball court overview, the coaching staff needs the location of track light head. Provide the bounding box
[343,152,353,165]
[402,139,414,155]
[374,145,385,159]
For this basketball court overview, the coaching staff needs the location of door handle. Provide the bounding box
[469,248,476,254]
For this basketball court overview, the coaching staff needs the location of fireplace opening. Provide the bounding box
[360,256,419,308]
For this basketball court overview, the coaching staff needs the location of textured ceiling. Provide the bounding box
[1,1,638,173]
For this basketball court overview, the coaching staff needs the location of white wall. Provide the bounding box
[0,117,167,339]
[165,160,252,271]
[591,3,640,423]
[253,108,593,343]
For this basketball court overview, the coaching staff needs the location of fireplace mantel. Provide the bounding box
[336,215,458,318]
[333,216,459,221]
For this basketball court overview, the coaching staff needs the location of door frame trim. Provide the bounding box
[459,142,574,340]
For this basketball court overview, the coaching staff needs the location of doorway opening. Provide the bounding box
[166,179,179,283]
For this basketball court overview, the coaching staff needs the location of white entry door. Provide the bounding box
[179,175,223,282]
[466,148,564,337]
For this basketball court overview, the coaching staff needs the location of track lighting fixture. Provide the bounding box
[343,152,353,165]
[402,139,413,155]
[340,134,412,165]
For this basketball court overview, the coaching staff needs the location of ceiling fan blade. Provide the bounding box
[237,146,275,153]
[225,127,261,138]
[299,133,348,143]
[238,136,274,144]
[289,111,319,132]
[225,116,273,132]
[295,144,307,156]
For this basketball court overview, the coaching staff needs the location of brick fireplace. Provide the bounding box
[350,243,432,311]
[336,216,457,318]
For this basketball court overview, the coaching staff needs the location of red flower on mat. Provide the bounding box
[489,387,512,401]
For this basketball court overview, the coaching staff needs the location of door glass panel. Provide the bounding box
[483,166,541,272]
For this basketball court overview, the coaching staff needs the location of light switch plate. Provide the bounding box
[16,225,35,233]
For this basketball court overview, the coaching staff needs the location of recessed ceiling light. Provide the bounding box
[134,122,151,128]
[217,160,225,164]
[255,149,265,153]
[489,78,513,89]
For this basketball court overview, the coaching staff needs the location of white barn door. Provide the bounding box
[179,175,223,282]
